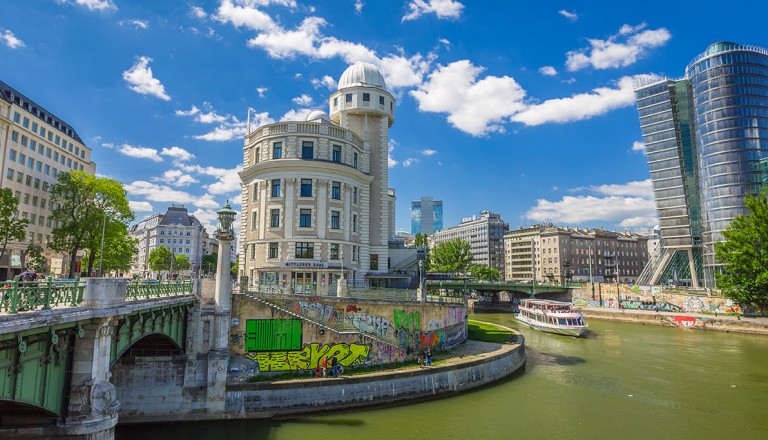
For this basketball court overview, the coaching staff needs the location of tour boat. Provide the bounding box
[515,299,588,337]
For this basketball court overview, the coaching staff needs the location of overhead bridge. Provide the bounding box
[426,280,571,296]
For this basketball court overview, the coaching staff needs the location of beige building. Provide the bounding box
[239,62,396,291]
[504,224,650,284]
[0,80,96,278]
[429,211,508,277]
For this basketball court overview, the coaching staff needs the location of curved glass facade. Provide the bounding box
[685,44,768,281]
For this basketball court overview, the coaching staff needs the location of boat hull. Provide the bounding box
[515,314,588,337]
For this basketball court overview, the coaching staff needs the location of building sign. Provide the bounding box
[10,255,21,268]
[280,261,328,269]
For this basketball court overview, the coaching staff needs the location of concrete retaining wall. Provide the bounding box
[582,308,768,335]
[225,341,525,418]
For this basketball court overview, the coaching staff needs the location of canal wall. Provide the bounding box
[225,340,525,418]
[570,283,742,314]
[581,307,768,335]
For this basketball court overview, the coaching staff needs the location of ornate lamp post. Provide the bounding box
[337,248,346,297]
[213,200,236,351]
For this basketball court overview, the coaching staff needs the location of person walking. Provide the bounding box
[330,355,339,377]
[424,347,432,367]
[320,356,328,377]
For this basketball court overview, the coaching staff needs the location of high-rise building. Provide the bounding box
[634,42,768,287]
[0,80,96,278]
[430,210,508,277]
[239,62,395,290]
[411,196,443,235]
[503,225,649,284]
[130,204,212,278]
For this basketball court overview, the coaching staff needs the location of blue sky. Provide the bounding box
[2,0,766,235]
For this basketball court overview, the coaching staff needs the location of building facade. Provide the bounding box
[239,62,395,291]
[634,42,768,287]
[0,80,96,278]
[130,204,211,278]
[411,196,443,235]
[430,210,508,278]
[504,225,649,284]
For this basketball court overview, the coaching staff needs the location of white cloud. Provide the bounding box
[280,108,313,121]
[421,149,438,156]
[566,24,671,71]
[0,28,24,49]
[354,0,364,13]
[256,87,268,97]
[190,5,207,19]
[176,103,261,142]
[176,163,243,195]
[193,121,247,142]
[388,139,399,168]
[122,56,171,101]
[161,146,195,162]
[311,75,337,90]
[119,19,149,30]
[539,65,558,76]
[438,38,451,47]
[117,144,163,162]
[214,0,278,32]
[558,9,578,21]
[511,75,645,126]
[154,169,199,187]
[126,181,199,204]
[632,141,646,152]
[292,94,313,106]
[402,0,464,22]
[410,60,527,136]
[59,0,117,12]
[588,179,653,198]
[402,157,420,167]
[129,201,154,212]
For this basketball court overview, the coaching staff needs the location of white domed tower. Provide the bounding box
[329,62,395,277]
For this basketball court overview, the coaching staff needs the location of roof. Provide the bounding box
[337,62,387,91]
[158,205,202,228]
[0,79,85,144]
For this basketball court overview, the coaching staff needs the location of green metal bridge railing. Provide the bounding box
[126,279,194,300]
[0,277,85,314]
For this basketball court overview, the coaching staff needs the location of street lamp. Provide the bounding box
[217,200,237,232]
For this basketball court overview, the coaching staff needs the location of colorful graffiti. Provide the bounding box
[444,307,466,327]
[619,300,681,312]
[394,309,420,330]
[673,316,697,327]
[345,312,394,340]
[294,299,337,325]
[246,342,370,372]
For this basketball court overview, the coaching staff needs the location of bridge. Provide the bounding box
[0,277,196,437]
[426,279,571,296]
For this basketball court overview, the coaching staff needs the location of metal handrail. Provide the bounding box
[0,277,84,314]
[126,279,194,300]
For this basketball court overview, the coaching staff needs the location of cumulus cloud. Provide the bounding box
[0,28,24,49]
[122,56,171,101]
[256,87,268,97]
[176,103,264,142]
[566,23,671,71]
[539,66,558,76]
[402,0,464,22]
[632,141,646,152]
[558,10,578,21]
[161,146,195,162]
[117,144,163,162]
[410,60,527,136]
[402,157,420,167]
[129,201,154,212]
[190,5,207,19]
[421,149,438,156]
[311,75,337,90]
[59,0,116,12]
[176,163,243,195]
[280,108,313,121]
[154,169,199,187]
[354,0,364,13]
[119,19,149,30]
[126,181,200,204]
[526,179,657,230]
[388,139,399,168]
[292,94,313,106]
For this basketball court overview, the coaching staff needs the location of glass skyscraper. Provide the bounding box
[635,42,768,287]
[411,196,443,235]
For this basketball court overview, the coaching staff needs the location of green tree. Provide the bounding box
[0,188,30,263]
[93,223,138,274]
[26,243,48,273]
[174,254,191,272]
[468,263,500,282]
[148,246,173,273]
[414,233,428,249]
[49,171,133,277]
[230,259,238,278]
[202,253,217,276]
[715,189,768,312]
[429,238,472,273]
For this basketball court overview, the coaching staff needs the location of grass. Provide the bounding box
[467,320,516,344]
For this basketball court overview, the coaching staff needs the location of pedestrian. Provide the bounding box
[320,356,328,377]
[424,347,432,367]
[330,355,339,377]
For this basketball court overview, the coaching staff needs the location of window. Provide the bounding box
[23,193,29,204]
[271,179,281,197]
[269,242,278,259]
[353,152,358,168]
[330,211,340,229]
[47,132,52,141]
[295,242,314,259]
[46,148,51,158]
[42,182,48,191]
[13,112,19,123]
[22,117,29,128]
[251,211,258,230]
[345,93,352,102]
[18,153,25,164]
[352,214,357,232]
[9,150,16,161]
[333,97,338,106]
[16,172,23,183]
[31,122,37,132]
[11,131,18,142]
[363,92,370,102]
[30,140,36,151]
[27,157,33,168]
[46,218,52,227]
[300,178,312,197]
[254,147,260,164]
[370,254,379,270]
[353,187,358,204]
[352,245,359,261]
[40,127,45,137]
[34,178,40,189]
[300,209,312,227]
[331,181,341,200]
[252,183,258,201]
[332,145,342,162]
[272,142,283,159]
[55,135,60,145]
[301,141,314,159]
[53,152,58,161]
[32,196,38,207]
[330,243,339,260]
[6,169,13,179]
[37,143,43,154]
[270,209,280,227]
[36,161,42,172]
[25,175,31,186]
[30,214,36,224]
[21,135,28,147]
[379,96,385,105]
[41,198,46,209]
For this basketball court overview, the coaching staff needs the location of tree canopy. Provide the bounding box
[429,238,472,273]
[0,188,30,262]
[414,233,428,249]
[202,253,217,275]
[50,171,133,277]
[26,243,47,273]
[174,254,191,272]
[715,189,768,311]
[468,264,500,282]
[148,246,173,273]
[92,222,138,275]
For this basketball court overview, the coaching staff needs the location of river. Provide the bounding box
[117,313,768,439]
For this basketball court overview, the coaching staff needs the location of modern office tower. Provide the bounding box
[0,80,96,278]
[411,196,443,235]
[634,42,768,287]
[503,225,649,284]
[130,204,212,278]
[239,62,395,290]
[430,211,508,278]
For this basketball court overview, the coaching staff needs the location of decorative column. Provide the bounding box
[213,201,237,351]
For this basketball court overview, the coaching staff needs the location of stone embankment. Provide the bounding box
[581,307,768,335]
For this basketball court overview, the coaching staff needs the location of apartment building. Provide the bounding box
[429,210,508,278]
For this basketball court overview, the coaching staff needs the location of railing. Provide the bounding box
[1,277,84,314]
[126,280,194,300]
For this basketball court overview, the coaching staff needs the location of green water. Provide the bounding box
[117,313,768,439]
